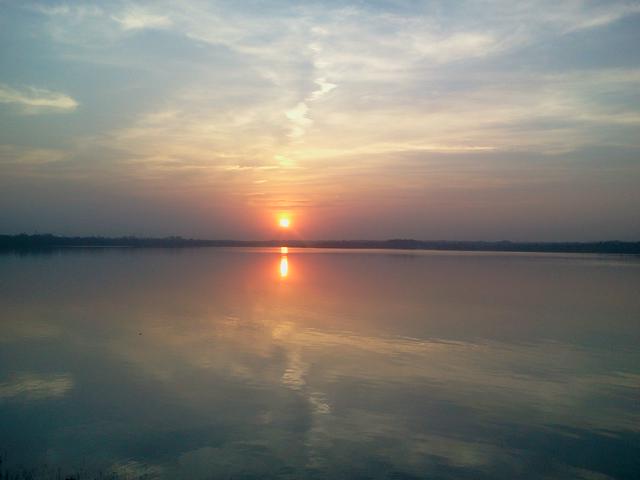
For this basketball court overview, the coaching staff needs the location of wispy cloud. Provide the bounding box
[1,0,639,237]
[0,84,78,113]
[112,8,172,31]
[0,144,67,166]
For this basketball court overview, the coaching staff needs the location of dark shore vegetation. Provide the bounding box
[1,233,639,254]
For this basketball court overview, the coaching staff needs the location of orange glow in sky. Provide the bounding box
[3,0,640,243]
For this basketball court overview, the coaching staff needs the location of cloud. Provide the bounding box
[285,75,337,139]
[0,84,78,113]
[285,102,311,138]
[31,3,103,19]
[112,9,172,31]
[0,144,67,165]
[2,0,639,237]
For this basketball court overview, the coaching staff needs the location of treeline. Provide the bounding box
[1,234,639,254]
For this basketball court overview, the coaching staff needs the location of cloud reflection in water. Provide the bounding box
[0,248,639,479]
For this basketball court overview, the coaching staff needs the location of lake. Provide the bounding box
[1,248,639,479]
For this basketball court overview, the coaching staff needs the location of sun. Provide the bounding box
[278,217,291,228]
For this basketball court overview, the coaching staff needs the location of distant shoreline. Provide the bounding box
[1,234,639,254]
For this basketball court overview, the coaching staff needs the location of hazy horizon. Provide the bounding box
[1,1,640,240]
[3,232,640,243]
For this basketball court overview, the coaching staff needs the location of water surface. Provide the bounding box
[1,248,639,479]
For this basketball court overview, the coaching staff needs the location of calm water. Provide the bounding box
[1,248,639,479]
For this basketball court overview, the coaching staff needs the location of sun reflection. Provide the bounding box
[280,246,288,254]
[279,253,289,278]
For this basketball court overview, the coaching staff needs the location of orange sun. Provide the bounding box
[278,217,290,228]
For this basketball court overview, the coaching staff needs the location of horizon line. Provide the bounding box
[1,233,640,243]
[1,233,639,255]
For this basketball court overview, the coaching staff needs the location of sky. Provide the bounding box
[0,0,639,241]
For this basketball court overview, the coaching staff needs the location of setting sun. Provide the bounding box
[278,217,290,228]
